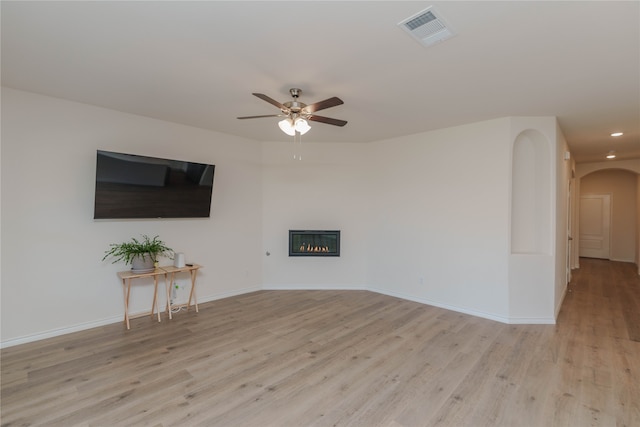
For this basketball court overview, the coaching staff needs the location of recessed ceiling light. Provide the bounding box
[611,132,623,137]
[606,151,616,159]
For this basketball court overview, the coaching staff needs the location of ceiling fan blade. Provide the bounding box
[237,114,282,119]
[302,97,344,114]
[307,115,348,127]
[252,93,288,111]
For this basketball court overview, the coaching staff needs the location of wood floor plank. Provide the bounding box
[2,258,639,426]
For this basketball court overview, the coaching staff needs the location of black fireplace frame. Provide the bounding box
[289,230,340,257]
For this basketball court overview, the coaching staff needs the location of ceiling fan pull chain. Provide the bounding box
[293,131,303,161]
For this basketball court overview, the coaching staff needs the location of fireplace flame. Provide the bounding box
[299,243,331,253]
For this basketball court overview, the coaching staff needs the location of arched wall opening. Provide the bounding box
[508,127,554,322]
[511,129,551,254]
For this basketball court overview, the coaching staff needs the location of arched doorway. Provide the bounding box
[575,161,640,273]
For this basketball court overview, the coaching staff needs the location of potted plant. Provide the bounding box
[102,234,174,272]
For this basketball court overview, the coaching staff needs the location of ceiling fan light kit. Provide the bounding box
[278,119,295,136]
[278,117,311,136]
[295,118,311,134]
[238,88,347,136]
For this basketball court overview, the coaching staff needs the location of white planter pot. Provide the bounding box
[131,254,155,273]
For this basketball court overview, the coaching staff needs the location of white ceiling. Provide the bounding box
[2,1,639,163]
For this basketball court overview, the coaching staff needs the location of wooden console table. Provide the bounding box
[117,264,202,329]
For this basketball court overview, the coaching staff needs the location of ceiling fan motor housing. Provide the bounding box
[284,101,306,114]
[285,89,305,114]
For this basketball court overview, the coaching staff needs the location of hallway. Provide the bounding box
[566,258,640,342]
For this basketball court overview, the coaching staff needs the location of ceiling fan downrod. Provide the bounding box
[284,88,306,114]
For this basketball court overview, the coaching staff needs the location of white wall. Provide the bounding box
[261,141,371,289]
[261,117,561,324]
[1,88,567,346]
[366,119,512,321]
[1,88,263,345]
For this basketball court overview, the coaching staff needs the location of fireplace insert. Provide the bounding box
[289,230,340,257]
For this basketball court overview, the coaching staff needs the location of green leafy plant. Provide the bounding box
[102,234,173,265]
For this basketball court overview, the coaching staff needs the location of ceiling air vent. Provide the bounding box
[398,6,456,47]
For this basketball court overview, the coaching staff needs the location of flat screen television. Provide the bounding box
[94,150,215,219]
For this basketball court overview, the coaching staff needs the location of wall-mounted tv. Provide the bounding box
[94,150,215,219]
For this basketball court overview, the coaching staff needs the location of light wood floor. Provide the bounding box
[2,258,639,426]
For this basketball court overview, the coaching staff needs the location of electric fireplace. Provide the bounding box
[289,230,340,257]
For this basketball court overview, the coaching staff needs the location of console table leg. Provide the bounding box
[123,278,131,330]
[165,273,172,320]
[187,269,199,312]
[152,276,161,323]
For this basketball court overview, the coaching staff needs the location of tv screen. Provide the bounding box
[94,150,215,219]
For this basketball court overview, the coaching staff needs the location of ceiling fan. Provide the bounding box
[237,88,347,136]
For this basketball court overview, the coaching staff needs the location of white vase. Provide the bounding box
[131,254,155,273]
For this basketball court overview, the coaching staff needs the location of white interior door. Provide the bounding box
[579,194,611,259]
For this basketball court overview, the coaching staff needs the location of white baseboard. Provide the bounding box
[262,283,366,291]
[2,282,558,348]
[197,285,262,303]
[367,286,511,324]
[0,285,262,349]
[508,317,556,325]
[610,257,635,263]
[0,316,123,349]
[368,286,555,325]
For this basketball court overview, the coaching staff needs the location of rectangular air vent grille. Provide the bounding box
[398,6,455,47]
[404,11,438,31]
